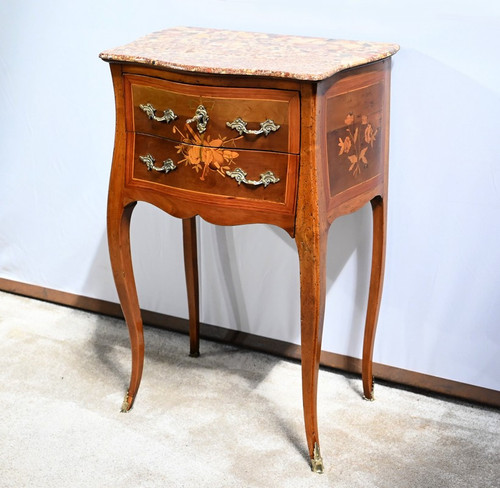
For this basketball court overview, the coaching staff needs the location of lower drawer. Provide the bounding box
[127,134,298,211]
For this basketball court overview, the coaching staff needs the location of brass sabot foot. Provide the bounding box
[363,379,375,401]
[363,392,375,402]
[120,392,132,413]
[311,442,324,474]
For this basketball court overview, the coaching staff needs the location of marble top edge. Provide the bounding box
[99,26,399,81]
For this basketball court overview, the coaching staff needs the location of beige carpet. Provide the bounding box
[0,291,498,488]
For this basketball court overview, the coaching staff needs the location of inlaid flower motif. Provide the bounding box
[338,113,378,177]
[174,124,242,180]
[364,123,377,146]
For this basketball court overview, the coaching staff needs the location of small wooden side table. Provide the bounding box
[100,27,398,472]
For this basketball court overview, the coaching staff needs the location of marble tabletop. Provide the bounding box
[100,27,399,81]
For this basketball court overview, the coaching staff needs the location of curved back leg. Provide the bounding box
[182,217,200,358]
[362,194,387,400]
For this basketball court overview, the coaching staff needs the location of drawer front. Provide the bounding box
[128,134,298,209]
[125,75,300,154]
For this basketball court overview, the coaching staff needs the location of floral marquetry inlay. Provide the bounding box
[326,79,385,198]
[338,113,379,177]
[173,123,242,181]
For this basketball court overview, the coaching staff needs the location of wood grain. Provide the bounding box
[126,74,300,154]
[182,217,200,358]
[103,54,395,469]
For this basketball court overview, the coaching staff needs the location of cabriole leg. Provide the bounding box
[362,195,387,400]
[107,200,144,412]
[296,226,328,473]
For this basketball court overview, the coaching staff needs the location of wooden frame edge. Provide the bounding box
[1,277,498,409]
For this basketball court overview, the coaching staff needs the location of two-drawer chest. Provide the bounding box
[100,27,398,472]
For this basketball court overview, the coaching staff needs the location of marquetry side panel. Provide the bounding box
[324,60,391,219]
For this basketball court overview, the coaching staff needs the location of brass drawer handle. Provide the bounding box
[226,117,280,136]
[226,168,280,187]
[139,154,177,173]
[186,105,209,134]
[139,103,178,123]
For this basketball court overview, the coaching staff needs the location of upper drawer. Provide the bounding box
[124,75,300,154]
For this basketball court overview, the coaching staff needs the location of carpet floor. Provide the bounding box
[0,291,498,487]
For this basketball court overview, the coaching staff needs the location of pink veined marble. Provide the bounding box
[99,26,399,81]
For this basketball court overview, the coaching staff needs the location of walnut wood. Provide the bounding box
[122,63,304,92]
[131,134,297,206]
[362,195,387,399]
[103,53,394,468]
[118,69,300,235]
[325,59,391,221]
[182,217,200,357]
[107,64,145,410]
[361,61,391,399]
[126,74,300,154]
[294,80,331,461]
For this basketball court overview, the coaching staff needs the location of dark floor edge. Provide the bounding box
[1,277,498,409]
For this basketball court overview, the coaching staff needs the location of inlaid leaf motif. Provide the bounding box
[359,147,368,165]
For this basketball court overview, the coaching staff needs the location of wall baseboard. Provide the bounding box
[1,277,498,409]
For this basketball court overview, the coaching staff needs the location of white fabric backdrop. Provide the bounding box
[1,0,499,391]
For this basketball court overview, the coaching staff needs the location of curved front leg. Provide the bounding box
[107,200,145,412]
[296,226,328,473]
[362,195,387,400]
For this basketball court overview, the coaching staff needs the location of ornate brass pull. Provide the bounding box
[139,103,177,123]
[186,105,209,134]
[226,118,280,136]
[139,154,177,173]
[226,168,280,187]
